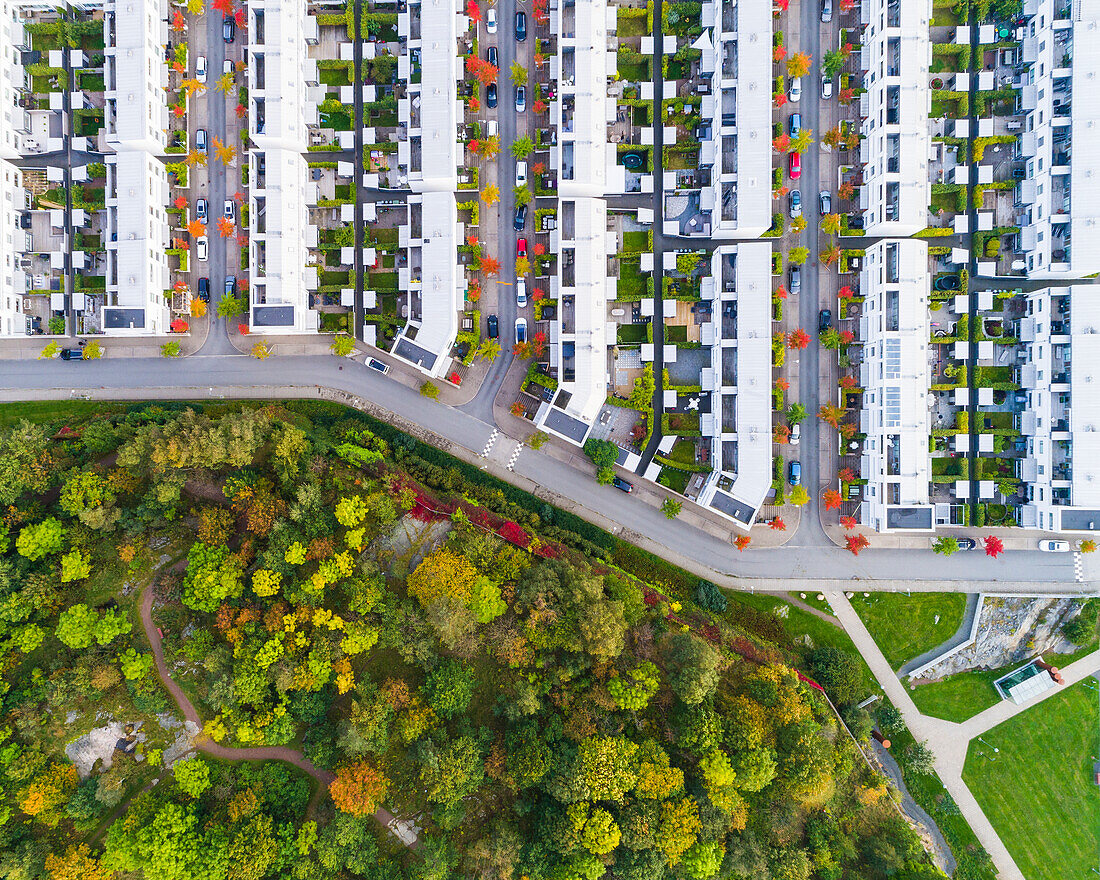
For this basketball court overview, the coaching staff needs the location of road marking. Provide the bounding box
[480,429,499,458]
[1074,551,1083,583]
[507,441,523,471]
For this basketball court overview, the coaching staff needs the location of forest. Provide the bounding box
[0,401,950,880]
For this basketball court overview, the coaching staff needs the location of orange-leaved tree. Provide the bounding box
[217,217,235,237]
[787,328,810,350]
[846,534,869,555]
[822,489,842,511]
[187,220,206,238]
[786,52,812,78]
[330,761,388,816]
[734,535,751,552]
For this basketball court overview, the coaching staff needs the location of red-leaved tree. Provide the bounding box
[839,515,858,530]
[787,328,810,350]
[846,534,870,555]
[770,517,787,531]
[822,489,842,511]
[734,535,751,552]
[984,536,1004,558]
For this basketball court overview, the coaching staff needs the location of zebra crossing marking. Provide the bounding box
[480,429,499,458]
[507,441,524,471]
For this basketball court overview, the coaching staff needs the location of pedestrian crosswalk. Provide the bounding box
[507,441,523,471]
[480,429,499,458]
[1074,551,1084,583]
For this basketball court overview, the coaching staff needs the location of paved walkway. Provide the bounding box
[140,577,414,844]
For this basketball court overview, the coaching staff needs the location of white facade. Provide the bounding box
[1016,0,1100,277]
[397,0,464,192]
[102,150,170,334]
[1017,286,1100,532]
[1,9,30,161]
[695,0,771,238]
[858,0,930,236]
[103,0,169,154]
[694,242,772,529]
[857,240,934,532]
[247,0,321,332]
[0,160,29,336]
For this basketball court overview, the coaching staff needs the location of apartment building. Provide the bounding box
[103,0,168,155]
[1016,0,1100,277]
[695,0,771,238]
[1016,285,1100,532]
[692,242,772,529]
[858,0,930,236]
[0,9,29,336]
[857,239,934,532]
[247,0,321,332]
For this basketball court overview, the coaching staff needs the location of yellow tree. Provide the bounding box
[185,149,207,168]
[213,136,236,166]
[786,52,812,78]
[821,213,842,235]
[215,72,235,94]
[180,77,205,98]
[477,136,500,159]
[187,0,205,13]
[481,184,500,206]
[191,298,207,317]
[252,342,272,360]
[515,256,531,277]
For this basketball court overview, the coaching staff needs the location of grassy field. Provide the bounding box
[850,592,967,669]
[963,681,1100,880]
[910,667,1003,722]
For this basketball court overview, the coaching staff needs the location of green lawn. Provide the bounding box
[963,681,1100,880]
[850,592,967,669]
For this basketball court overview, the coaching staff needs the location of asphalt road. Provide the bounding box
[5,353,1092,591]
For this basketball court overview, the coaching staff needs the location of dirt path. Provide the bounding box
[139,581,412,840]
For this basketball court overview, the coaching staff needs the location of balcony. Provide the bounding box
[721,42,737,79]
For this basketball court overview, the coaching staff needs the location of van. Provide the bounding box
[486,120,497,138]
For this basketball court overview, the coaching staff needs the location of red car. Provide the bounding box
[516,238,527,258]
[789,151,801,180]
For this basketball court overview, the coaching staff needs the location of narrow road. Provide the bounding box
[139,577,411,839]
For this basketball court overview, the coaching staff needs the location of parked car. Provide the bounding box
[515,10,526,40]
[517,278,527,307]
[225,276,236,296]
[513,204,527,230]
[821,75,832,99]
[223,14,235,43]
[516,237,527,258]
[819,308,833,331]
[790,423,801,445]
[788,77,801,103]
[196,236,209,262]
[486,6,497,32]
[223,59,233,76]
[819,190,832,215]
[487,314,499,339]
[223,199,235,222]
[1039,539,1070,552]
[196,197,208,221]
[788,460,802,486]
[789,265,801,295]
[515,317,527,343]
[195,128,208,153]
[515,160,527,186]
[60,348,84,361]
[788,112,801,137]
[822,0,833,21]
[789,151,801,179]
[956,538,978,551]
[365,357,390,375]
[195,55,207,83]
[197,277,210,303]
[487,45,497,67]
[789,189,802,219]
[612,476,633,493]
[515,85,526,112]
[486,83,498,108]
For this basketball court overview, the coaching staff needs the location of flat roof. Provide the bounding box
[102,307,146,329]
[886,506,934,530]
[544,407,590,444]
[709,490,756,525]
[393,335,440,371]
[252,304,295,326]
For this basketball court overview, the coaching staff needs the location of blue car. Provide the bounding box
[788,460,801,486]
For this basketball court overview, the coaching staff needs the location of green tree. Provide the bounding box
[906,741,936,774]
[789,485,810,506]
[0,419,53,506]
[119,648,154,681]
[511,136,534,158]
[629,363,655,409]
[56,604,99,650]
[681,840,724,880]
[510,61,528,86]
[60,471,118,529]
[93,608,132,646]
[664,633,722,705]
[217,293,248,319]
[424,660,475,720]
[788,246,810,265]
[173,758,211,798]
[514,185,532,207]
[161,341,181,358]
[657,797,700,864]
[181,542,243,613]
[695,579,727,612]
[418,735,484,807]
[932,536,959,556]
[575,735,639,802]
[60,549,91,582]
[583,439,619,486]
[661,498,682,519]
[17,518,66,560]
[785,402,807,425]
[807,646,864,705]
[608,661,660,711]
[420,380,440,399]
[568,803,620,855]
[330,334,355,356]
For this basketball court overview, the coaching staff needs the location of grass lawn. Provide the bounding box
[962,681,1100,880]
[850,592,967,669]
[621,230,650,253]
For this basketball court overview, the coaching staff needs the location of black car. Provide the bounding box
[612,476,633,493]
[225,276,236,296]
[513,204,527,231]
[60,348,84,361]
[956,538,978,551]
[819,309,833,331]
[223,15,235,43]
[486,83,498,108]
[197,277,210,302]
[487,314,499,339]
[487,46,497,68]
[515,10,526,41]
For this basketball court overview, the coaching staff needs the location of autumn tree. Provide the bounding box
[822,489,842,511]
[217,217,235,237]
[984,536,1004,558]
[185,149,207,167]
[213,136,235,165]
[187,219,207,238]
[790,128,814,154]
[515,255,531,276]
[821,245,841,267]
[786,52,812,78]
[822,125,842,149]
[772,133,791,152]
[821,213,842,235]
[215,72,234,94]
[787,328,810,350]
[481,184,500,206]
[789,485,810,506]
[846,533,870,555]
[788,246,809,265]
[664,633,722,705]
[734,535,751,552]
[818,403,847,427]
[465,55,497,86]
[330,760,389,815]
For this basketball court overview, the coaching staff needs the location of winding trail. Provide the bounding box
[139,581,413,841]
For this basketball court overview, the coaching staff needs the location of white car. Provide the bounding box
[365,356,390,374]
[223,58,233,76]
[515,317,527,344]
[821,75,833,99]
[788,76,802,103]
[196,236,209,262]
[515,160,528,187]
[790,423,800,445]
[196,55,207,84]
[1038,540,1070,552]
[223,199,235,222]
[516,278,527,307]
[486,7,497,33]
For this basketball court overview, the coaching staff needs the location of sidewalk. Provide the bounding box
[0,331,205,360]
